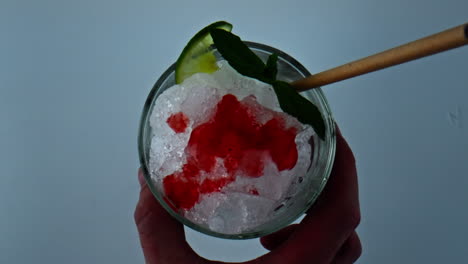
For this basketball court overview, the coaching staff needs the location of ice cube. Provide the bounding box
[148,62,314,234]
[149,84,192,178]
[223,154,290,201]
[180,84,220,127]
[188,192,276,234]
[185,192,227,224]
[213,61,282,111]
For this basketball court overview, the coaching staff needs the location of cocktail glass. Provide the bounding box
[138,42,336,239]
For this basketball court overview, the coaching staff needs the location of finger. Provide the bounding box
[260,224,299,251]
[256,125,360,264]
[135,169,201,264]
[307,125,359,216]
[138,168,146,187]
[331,231,362,264]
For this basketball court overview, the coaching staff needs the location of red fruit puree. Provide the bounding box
[163,94,298,210]
[166,112,189,133]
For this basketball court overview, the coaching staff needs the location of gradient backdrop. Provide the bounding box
[1,0,467,263]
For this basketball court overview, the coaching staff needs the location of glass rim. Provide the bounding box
[138,41,336,239]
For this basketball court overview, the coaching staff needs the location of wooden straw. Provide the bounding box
[292,23,468,91]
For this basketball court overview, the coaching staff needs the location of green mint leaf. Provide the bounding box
[210,29,326,139]
[210,28,267,81]
[272,81,326,139]
[264,53,278,81]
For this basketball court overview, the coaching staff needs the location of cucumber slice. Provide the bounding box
[175,21,233,84]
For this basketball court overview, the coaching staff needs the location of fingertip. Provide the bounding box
[332,230,362,263]
[134,187,198,263]
[334,124,348,148]
[138,168,146,187]
[260,236,275,251]
[260,224,298,251]
[335,123,342,137]
[134,184,156,225]
[333,124,356,165]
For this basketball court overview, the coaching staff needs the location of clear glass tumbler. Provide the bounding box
[138,41,336,239]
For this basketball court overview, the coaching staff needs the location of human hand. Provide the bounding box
[134,127,361,264]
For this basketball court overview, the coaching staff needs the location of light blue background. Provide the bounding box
[1,0,467,263]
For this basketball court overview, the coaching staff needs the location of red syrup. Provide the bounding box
[164,94,298,210]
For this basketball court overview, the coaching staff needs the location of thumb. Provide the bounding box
[134,169,202,264]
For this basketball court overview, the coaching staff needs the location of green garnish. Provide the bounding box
[174,21,232,84]
[264,53,279,80]
[271,81,325,139]
[173,22,326,139]
[210,28,326,139]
